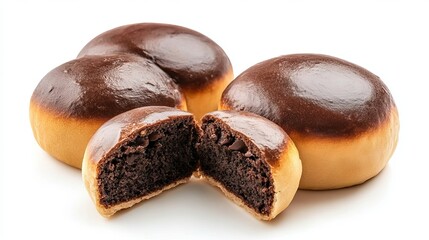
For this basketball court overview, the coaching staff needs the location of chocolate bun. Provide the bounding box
[78,23,233,120]
[198,110,302,220]
[30,23,233,168]
[221,54,399,190]
[82,106,200,217]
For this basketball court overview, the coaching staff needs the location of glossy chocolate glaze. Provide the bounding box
[78,23,233,90]
[222,54,395,137]
[203,110,289,166]
[31,54,184,119]
[87,106,195,164]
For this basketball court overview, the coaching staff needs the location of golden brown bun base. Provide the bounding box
[295,108,399,190]
[30,102,106,168]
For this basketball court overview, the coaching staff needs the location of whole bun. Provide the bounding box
[221,54,399,190]
[30,23,233,168]
[30,54,185,168]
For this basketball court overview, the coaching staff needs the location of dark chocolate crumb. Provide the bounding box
[97,117,198,208]
[198,119,274,216]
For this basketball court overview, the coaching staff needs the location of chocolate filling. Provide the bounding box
[97,118,198,207]
[198,119,275,216]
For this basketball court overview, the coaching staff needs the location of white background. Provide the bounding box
[1,0,428,239]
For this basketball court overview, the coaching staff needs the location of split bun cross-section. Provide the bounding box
[82,107,301,220]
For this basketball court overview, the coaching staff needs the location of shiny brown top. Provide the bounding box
[78,23,233,90]
[86,106,194,163]
[222,54,395,137]
[31,54,184,119]
[203,110,289,166]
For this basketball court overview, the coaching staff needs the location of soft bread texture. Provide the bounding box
[201,140,301,220]
[220,54,399,190]
[82,106,199,217]
[30,23,233,168]
[198,111,302,220]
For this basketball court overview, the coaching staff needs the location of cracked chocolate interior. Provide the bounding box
[198,118,275,216]
[97,117,198,207]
